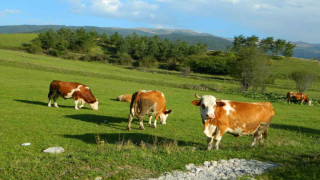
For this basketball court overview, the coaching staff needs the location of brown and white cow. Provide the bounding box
[116,94,132,102]
[286,92,311,105]
[126,90,172,131]
[48,80,98,110]
[192,94,274,150]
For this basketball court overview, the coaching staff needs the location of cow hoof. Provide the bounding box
[126,127,131,131]
[152,125,157,128]
[147,123,152,126]
[140,127,145,130]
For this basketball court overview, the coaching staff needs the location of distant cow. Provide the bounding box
[192,94,274,150]
[126,90,172,131]
[286,92,311,105]
[117,94,132,102]
[48,80,98,110]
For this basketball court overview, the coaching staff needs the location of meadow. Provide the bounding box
[0,41,319,179]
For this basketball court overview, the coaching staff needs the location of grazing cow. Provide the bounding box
[192,94,274,150]
[126,90,172,131]
[286,92,311,105]
[48,80,98,110]
[116,94,132,102]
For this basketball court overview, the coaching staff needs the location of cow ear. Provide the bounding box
[165,109,172,114]
[192,100,200,106]
[216,101,226,106]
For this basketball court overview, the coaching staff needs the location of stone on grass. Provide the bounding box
[43,147,65,153]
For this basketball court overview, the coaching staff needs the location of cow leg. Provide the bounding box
[207,137,214,150]
[74,100,79,110]
[126,111,134,131]
[153,114,160,128]
[138,116,145,130]
[79,100,85,109]
[48,90,54,107]
[147,115,153,126]
[53,95,59,108]
[251,124,268,147]
[213,128,226,150]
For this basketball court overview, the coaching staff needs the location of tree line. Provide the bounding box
[233,35,296,57]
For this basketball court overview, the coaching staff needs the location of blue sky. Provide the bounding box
[1,0,320,44]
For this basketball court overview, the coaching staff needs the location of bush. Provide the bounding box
[25,39,42,54]
[181,66,191,76]
[48,49,65,57]
[139,56,158,68]
[188,55,231,75]
[116,53,133,65]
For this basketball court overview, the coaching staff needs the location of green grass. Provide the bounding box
[0,49,319,179]
[0,33,37,49]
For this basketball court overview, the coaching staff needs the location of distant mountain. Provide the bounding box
[293,41,320,60]
[0,25,232,51]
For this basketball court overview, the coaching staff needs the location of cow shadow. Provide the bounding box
[65,114,131,130]
[14,99,74,108]
[271,123,320,135]
[63,132,201,147]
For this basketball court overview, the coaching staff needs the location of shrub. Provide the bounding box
[291,71,318,92]
[188,55,230,75]
[116,53,133,65]
[181,66,191,76]
[139,56,158,68]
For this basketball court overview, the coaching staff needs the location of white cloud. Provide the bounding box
[91,0,121,15]
[0,9,20,18]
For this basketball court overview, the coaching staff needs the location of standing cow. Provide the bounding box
[192,94,274,150]
[126,90,172,131]
[48,80,98,110]
[286,92,311,105]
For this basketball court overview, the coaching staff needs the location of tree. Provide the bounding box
[283,42,297,58]
[291,71,317,92]
[272,39,286,55]
[229,46,272,91]
[233,35,246,51]
[259,37,274,53]
[245,35,259,47]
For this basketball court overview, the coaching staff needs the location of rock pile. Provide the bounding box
[150,158,280,180]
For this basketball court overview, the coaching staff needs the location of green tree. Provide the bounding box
[259,37,274,53]
[229,46,272,91]
[273,39,286,55]
[245,35,259,47]
[283,42,297,58]
[233,35,246,51]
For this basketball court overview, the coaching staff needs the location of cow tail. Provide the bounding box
[130,92,139,114]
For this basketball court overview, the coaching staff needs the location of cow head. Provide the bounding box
[192,94,223,123]
[160,109,172,124]
[89,99,99,110]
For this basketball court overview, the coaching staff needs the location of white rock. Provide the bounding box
[21,143,31,146]
[43,147,65,153]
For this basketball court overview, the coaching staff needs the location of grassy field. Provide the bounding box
[0,33,37,50]
[0,48,319,179]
